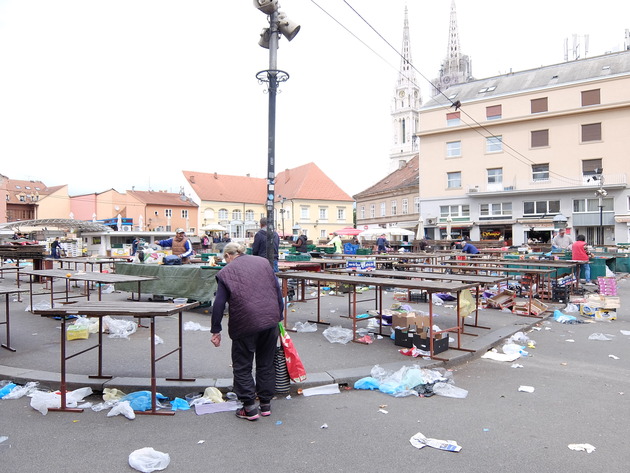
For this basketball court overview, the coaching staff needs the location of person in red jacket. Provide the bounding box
[572,234,594,285]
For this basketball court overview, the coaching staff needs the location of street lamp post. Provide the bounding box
[254,0,300,268]
[594,168,607,247]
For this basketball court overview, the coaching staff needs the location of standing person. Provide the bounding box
[572,234,594,285]
[210,242,284,421]
[461,240,480,254]
[221,233,231,243]
[50,237,62,259]
[376,234,390,254]
[551,228,574,250]
[292,231,308,253]
[131,237,140,256]
[252,217,279,272]
[201,234,210,250]
[328,232,343,255]
[154,228,193,263]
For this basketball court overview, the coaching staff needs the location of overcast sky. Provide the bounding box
[1,0,628,198]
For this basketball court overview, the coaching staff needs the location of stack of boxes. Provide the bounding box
[392,312,450,355]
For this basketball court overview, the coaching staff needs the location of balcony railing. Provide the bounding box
[467,173,626,194]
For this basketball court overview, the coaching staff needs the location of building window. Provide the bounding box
[440,205,470,218]
[446,111,460,126]
[486,135,503,153]
[573,198,613,213]
[181,209,188,218]
[402,199,409,215]
[319,208,328,220]
[581,123,602,142]
[582,158,603,180]
[245,210,254,221]
[414,197,420,214]
[380,202,386,217]
[446,141,461,158]
[337,208,345,220]
[486,104,502,120]
[320,229,327,239]
[231,209,242,221]
[447,172,462,189]
[480,202,512,217]
[360,206,365,219]
[487,168,503,185]
[300,206,309,220]
[165,209,172,217]
[391,200,397,216]
[204,208,215,220]
[581,89,600,106]
[532,164,550,181]
[531,97,548,113]
[218,209,228,220]
[369,204,375,218]
[531,129,549,147]
[523,200,560,216]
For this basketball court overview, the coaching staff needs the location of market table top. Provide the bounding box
[328,268,509,284]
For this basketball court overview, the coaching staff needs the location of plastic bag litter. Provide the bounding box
[588,333,614,341]
[409,432,462,452]
[552,310,582,324]
[354,377,380,390]
[170,397,190,411]
[621,330,630,336]
[30,387,93,415]
[183,321,211,332]
[107,400,136,419]
[431,294,444,305]
[293,321,318,332]
[0,383,17,399]
[103,388,127,401]
[322,326,353,344]
[120,391,168,412]
[502,343,527,357]
[565,303,580,313]
[368,365,450,398]
[102,316,138,339]
[432,382,468,399]
[91,400,117,412]
[128,447,170,473]
[151,335,164,345]
[458,289,476,317]
[25,300,53,312]
[201,387,225,403]
[1,381,39,400]
[568,443,596,453]
[100,284,115,294]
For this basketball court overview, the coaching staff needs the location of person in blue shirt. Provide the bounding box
[460,240,479,254]
[155,228,194,263]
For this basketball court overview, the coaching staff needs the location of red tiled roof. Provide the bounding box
[275,162,352,201]
[4,179,65,204]
[127,190,198,207]
[353,155,419,198]
[183,171,267,204]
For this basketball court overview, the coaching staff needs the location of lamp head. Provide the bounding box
[278,12,300,41]
[253,0,278,15]
[258,28,271,49]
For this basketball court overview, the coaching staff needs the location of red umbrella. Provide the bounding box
[332,227,363,236]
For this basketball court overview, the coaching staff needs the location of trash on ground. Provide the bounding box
[481,350,520,362]
[409,432,462,452]
[354,365,456,398]
[1,381,39,400]
[518,385,535,393]
[608,354,620,360]
[120,391,168,412]
[152,335,164,345]
[432,382,468,399]
[293,321,317,332]
[620,330,630,336]
[194,400,239,415]
[322,326,353,344]
[30,387,93,415]
[568,443,596,453]
[103,388,127,401]
[107,400,136,419]
[170,397,190,411]
[302,383,340,397]
[552,310,582,324]
[588,333,614,341]
[511,363,524,368]
[128,447,170,472]
[183,321,211,331]
[102,316,138,339]
[320,423,328,429]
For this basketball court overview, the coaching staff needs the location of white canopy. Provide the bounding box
[200,223,227,232]
[358,227,415,239]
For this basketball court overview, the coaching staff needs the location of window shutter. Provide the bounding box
[581,89,600,106]
[581,123,601,142]
[531,129,549,147]
[486,105,502,118]
[531,97,548,113]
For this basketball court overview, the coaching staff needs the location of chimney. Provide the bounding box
[189,175,195,183]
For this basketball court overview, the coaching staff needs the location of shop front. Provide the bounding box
[478,225,513,245]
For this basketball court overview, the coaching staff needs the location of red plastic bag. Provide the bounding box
[279,323,307,383]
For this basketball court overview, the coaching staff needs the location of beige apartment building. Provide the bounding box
[417,50,630,246]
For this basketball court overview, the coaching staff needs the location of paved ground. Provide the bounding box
[1,269,623,398]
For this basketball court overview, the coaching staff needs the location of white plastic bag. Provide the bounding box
[322,326,353,344]
[107,400,136,420]
[2,381,39,400]
[183,321,211,332]
[293,321,318,332]
[103,316,138,339]
[432,382,468,398]
[128,447,170,472]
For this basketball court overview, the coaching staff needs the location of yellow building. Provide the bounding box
[417,51,630,245]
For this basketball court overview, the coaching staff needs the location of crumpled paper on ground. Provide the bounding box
[568,443,596,453]
[409,432,462,452]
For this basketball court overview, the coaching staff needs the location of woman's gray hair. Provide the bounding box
[223,242,246,258]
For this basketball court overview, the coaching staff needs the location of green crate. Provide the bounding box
[356,248,372,255]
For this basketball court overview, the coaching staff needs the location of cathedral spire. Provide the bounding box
[397,6,416,88]
[432,0,473,96]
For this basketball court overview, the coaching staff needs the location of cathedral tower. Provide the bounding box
[389,6,422,171]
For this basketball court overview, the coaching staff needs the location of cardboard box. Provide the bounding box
[487,290,516,309]
[391,312,429,330]
[512,299,549,316]
[346,258,376,271]
[393,291,409,302]
[412,331,449,355]
[394,328,414,348]
[586,294,621,309]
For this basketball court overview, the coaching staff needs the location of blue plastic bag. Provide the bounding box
[354,377,380,390]
[170,397,191,411]
[121,391,168,411]
[0,383,17,399]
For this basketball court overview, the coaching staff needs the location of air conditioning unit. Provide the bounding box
[468,187,479,193]
[426,218,437,225]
